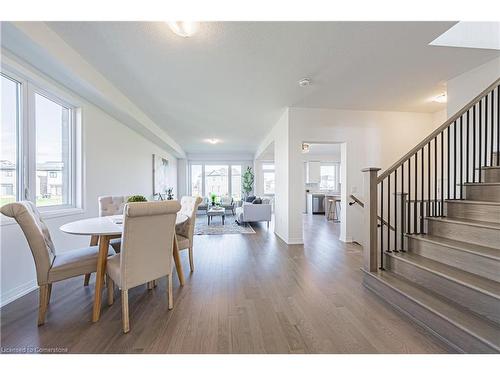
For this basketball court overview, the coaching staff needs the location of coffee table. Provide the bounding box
[207,206,225,225]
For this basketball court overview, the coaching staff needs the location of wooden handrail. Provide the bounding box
[349,194,395,231]
[377,76,500,182]
[349,194,364,207]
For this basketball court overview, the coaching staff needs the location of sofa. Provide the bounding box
[235,198,272,227]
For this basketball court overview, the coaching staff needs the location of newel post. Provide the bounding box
[362,167,381,272]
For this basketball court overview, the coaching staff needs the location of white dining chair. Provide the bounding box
[176,196,203,272]
[0,201,115,326]
[98,195,128,252]
[105,200,181,333]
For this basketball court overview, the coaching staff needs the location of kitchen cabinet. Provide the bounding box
[306,161,321,183]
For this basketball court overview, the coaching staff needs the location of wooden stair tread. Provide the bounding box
[369,270,500,350]
[406,234,500,260]
[446,199,500,206]
[477,166,500,170]
[387,252,500,298]
[426,216,500,230]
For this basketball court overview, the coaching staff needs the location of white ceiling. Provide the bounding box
[46,22,500,154]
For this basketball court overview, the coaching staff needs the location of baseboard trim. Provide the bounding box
[0,279,37,308]
[273,231,304,245]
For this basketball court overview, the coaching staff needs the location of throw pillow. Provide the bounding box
[252,198,262,204]
[246,195,256,203]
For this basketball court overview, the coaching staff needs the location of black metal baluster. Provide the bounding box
[454,121,457,199]
[441,131,444,216]
[401,163,405,251]
[420,148,424,233]
[380,182,384,266]
[446,125,451,199]
[432,136,437,216]
[394,168,398,252]
[466,110,470,183]
[491,90,494,165]
[486,94,489,166]
[473,105,476,182]
[497,86,499,166]
[460,116,463,199]
[387,174,391,252]
[479,99,483,182]
[408,156,411,234]
[427,142,431,216]
[414,152,418,234]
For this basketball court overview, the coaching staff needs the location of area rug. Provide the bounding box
[194,215,255,235]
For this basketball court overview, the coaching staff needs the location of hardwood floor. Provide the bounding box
[0,215,450,353]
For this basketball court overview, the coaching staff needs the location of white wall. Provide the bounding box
[447,56,500,116]
[0,66,178,307]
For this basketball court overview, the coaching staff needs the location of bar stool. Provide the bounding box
[327,197,341,222]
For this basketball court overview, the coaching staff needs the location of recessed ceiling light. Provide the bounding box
[167,21,200,38]
[432,93,447,103]
[205,138,220,145]
[299,78,312,87]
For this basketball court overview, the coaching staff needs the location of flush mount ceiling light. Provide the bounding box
[302,143,310,153]
[167,21,200,38]
[432,93,447,103]
[299,78,312,87]
[205,138,220,145]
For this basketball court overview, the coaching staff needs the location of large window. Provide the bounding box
[0,70,79,212]
[319,163,340,191]
[0,74,19,206]
[189,163,244,199]
[262,163,275,195]
[205,165,229,196]
[190,164,202,197]
[231,165,242,200]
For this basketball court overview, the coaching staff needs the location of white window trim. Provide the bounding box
[319,162,341,192]
[1,60,84,226]
[260,160,275,196]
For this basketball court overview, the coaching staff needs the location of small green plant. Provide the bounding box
[210,192,218,206]
[127,195,147,203]
[242,166,254,198]
[166,187,174,200]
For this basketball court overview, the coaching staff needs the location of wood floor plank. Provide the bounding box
[0,215,450,353]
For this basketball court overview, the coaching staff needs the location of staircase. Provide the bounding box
[361,78,500,353]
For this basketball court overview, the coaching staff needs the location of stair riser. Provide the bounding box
[465,184,500,202]
[427,220,500,249]
[493,152,499,166]
[386,255,500,325]
[363,272,497,353]
[481,168,500,183]
[446,202,500,223]
[408,237,500,282]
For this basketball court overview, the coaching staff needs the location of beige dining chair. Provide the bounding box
[98,195,128,252]
[0,201,114,326]
[176,196,203,272]
[105,200,181,333]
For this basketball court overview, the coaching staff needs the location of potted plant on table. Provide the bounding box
[210,193,218,207]
[127,195,147,203]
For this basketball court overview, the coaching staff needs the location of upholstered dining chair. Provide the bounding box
[0,201,114,326]
[176,196,203,272]
[98,195,128,252]
[105,200,181,333]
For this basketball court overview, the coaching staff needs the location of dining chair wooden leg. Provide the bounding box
[37,285,49,326]
[168,273,173,310]
[83,273,91,286]
[47,283,52,304]
[107,275,114,306]
[121,289,130,333]
[188,246,194,272]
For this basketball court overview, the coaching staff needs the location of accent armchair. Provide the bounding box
[105,200,181,333]
[176,196,203,272]
[0,201,114,326]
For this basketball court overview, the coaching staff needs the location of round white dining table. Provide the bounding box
[60,214,189,322]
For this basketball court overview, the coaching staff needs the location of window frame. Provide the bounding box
[1,63,83,224]
[188,162,245,199]
[319,162,341,192]
[261,162,275,196]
